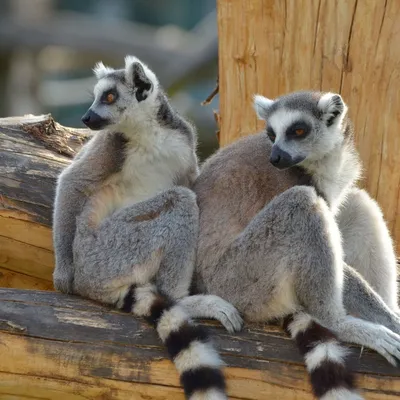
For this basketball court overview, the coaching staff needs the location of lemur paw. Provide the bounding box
[211,297,244,333]
[372,326,400,367]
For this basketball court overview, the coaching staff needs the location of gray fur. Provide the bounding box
[193,90,400,370]
[73,186,199,303]
[53,132,127,294]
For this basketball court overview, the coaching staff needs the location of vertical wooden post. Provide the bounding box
[217,0,400,252]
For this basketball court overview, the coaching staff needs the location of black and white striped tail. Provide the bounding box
[283,312,363,400]
[118,283,227,400]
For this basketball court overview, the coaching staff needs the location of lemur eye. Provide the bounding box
[266,127,276,143]
[106,93,115,103]
[286,122,310,140]
[101,90,117,104]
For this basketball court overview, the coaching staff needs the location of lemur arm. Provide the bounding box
[53,132,126,294]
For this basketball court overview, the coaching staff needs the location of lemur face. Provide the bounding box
[253,91,348,170]
[82,56,157,131]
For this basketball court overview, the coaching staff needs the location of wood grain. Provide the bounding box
[217,0,400,252]
[0,212,54,289]
[0,267,53,291]
[0,288,399,399]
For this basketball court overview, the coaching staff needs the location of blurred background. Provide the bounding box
[0,0,220,159]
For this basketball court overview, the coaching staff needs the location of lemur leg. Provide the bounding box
[288,191,400,366]
[336,188,399,311]
[200,186,400,366]
[73,187,198,302]
[343,264,400,334]
[73,186,242,332]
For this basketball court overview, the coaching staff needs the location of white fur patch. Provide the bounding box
[315,197,345,290]
[287,312,313,338]
[259,274,297,320]
[189,389,227,400]
[173,340,223,374]
[320,388,364,400]
[253,94,274,120]
[98,129,192,216]
[157,305,189,342]
[93,78,116,102]
[305,341,348,372]
[268,109,311,140]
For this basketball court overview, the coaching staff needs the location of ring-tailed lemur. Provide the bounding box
[192,90,400,400]
[52,55,243,400]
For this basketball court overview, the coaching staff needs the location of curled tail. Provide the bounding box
[283,312,363,400]
[117,283,227,400]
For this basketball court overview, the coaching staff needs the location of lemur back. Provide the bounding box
[53,56,242,400]
[193,90,400,400]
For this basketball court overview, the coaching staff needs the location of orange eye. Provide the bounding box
[106,93,115,103]
[295,128,304,136]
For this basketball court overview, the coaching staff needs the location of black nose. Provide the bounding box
[269,145,304,170]
[270,152,281,166]
[269,144,295,169]
[81,114,91,124]
[81,109,109,130]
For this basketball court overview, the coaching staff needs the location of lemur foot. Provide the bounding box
[212,298,244,333]
[370,325,400,367]
[179,295,244,333]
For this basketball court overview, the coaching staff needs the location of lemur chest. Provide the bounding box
[88,140,190,226]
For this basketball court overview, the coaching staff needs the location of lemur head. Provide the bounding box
[253,91,349,170]
[81,56,159,131]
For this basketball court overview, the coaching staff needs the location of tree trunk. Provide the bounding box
[217,0,400,253]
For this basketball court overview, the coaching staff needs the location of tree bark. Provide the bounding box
[217,0,400,253]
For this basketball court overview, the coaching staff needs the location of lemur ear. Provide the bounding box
[124,56,155,102]
[93,61,114,80]
[317,93,347,127]
[253,95,274,120]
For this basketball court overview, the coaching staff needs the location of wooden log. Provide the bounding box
[217,0,400,252]
[0,114,88,289]
[0,288,397,399]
